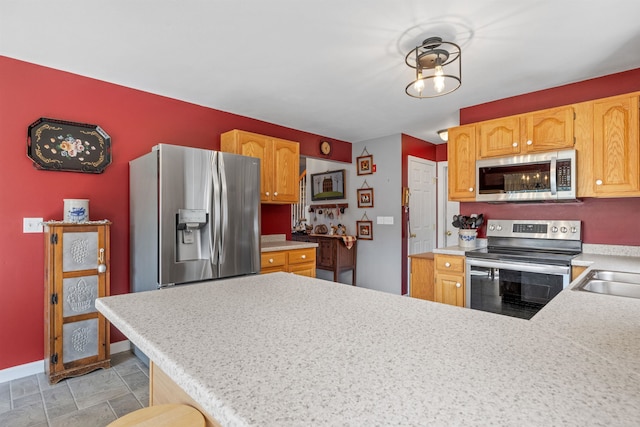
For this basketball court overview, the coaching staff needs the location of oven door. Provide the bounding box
[465,258,570,320]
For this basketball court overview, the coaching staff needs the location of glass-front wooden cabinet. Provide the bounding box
[44,221,111,383]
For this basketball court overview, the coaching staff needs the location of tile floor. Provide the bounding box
[0,351,148,427]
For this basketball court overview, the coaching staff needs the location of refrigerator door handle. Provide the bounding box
[218,156,229,264]
[219,155,229,264]
[211,152,221,268]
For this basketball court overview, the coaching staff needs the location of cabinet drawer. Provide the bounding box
[261,252,286,268]
[288,248,316,265]
[434,254,465,273]
[288,263,316,277]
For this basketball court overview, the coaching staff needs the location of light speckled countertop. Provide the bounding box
[261,240,318,252]
[97,271,640,426]
[260,234,318,252]
[432,238,487,256]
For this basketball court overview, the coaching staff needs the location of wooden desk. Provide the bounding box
[292,234,357,285]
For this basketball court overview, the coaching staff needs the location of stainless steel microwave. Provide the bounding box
[476,149,576,202]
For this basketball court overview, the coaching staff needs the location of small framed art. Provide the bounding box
[356,220,373,240]
[357,188,374,208]
[356,155,373,175]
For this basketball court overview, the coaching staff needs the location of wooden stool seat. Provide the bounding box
[107,404,205,427]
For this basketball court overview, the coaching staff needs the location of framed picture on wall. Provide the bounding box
[356,220,373,240]
[357,188,374,208]
[310,169,346,201]
[356,155,373,175]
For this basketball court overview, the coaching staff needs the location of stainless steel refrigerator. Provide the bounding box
[129,144,261,293]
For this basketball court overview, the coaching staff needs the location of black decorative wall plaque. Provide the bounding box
[27,118,111,173]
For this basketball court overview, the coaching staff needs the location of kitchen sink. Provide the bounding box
[573,270,640,299]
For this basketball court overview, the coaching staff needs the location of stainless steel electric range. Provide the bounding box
[465,219,582,320]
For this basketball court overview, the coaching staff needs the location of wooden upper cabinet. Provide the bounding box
[221,130,299,204]
[524,106,575,153]
[591,94,640,196]
[271,137,300,203]
[477,116,521,158]
[222,131,272,202]
[447,124,477,201]
[477,106,574,158]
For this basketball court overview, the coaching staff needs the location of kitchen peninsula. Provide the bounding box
[96,270,640,426]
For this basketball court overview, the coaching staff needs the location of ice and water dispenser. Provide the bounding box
[176,208,208,262]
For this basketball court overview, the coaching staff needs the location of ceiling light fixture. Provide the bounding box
[437,129,449,142]
[405,36,461,98]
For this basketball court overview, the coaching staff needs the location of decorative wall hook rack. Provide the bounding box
[309,203,348,214]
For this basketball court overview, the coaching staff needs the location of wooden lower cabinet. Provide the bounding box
[261,247,316,277]
[315,236,357,285]
[572,265,588,281]
[409,252,434,301]
[434,254,465,307]
[44,221,111,383]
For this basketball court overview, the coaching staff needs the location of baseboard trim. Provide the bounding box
[110,340,132,354]
[0,340,131,383]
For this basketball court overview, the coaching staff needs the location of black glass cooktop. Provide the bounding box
[465,246,579,266]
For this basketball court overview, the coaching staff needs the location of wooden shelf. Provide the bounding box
[309,203,348,213]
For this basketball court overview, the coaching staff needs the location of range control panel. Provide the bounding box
[486,219,581,240]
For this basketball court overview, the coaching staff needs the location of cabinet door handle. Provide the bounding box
[595,179,603,186]
[265,191,270,196]
[274,192,278,196]
[269,258,274,263]
[98,248,107,273]
[445,262,451,267]
[526,140,533,145]
[512,142,518,147]
[456,282,461,288]
[301,255,306,259]
[468,187,474,192]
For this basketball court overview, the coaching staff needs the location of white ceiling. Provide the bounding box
[2,1,640,144]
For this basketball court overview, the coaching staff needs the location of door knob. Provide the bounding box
[410,233,416,238]
[446,231,452,236]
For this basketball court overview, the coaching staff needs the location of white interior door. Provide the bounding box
[437,161,460,247]
[408,156,436,256]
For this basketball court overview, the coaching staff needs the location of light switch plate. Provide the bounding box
[384,216,394,225]
[23,217,43,233]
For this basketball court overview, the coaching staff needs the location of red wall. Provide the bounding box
[458,68,640,244]
[0,56,351,370]
[401,134,438,294]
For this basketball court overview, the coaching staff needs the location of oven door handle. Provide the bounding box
[466,258,570,275]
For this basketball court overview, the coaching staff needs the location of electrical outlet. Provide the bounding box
[23,217,43,233]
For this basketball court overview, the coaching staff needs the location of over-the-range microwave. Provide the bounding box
[476,149,576,202]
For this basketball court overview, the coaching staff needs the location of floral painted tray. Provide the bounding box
[27,118,111,173]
